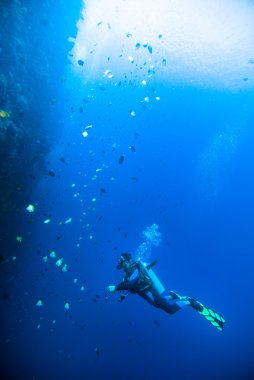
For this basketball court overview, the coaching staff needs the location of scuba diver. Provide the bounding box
[107,253,225,332]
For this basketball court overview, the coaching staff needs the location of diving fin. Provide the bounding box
[198,305,225,332]
[189,298,225,332]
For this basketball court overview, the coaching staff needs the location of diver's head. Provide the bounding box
[117,253,132,270]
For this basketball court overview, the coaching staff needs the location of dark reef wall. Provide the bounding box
[0,0,81,220]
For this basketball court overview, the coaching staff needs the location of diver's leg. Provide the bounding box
[144,286,225,331]
[152,287,190,314]
[188,297,203,311]
[138,289,175,310]
[167,291,204,311]
[168,290,185,300]
[139,286,201,315]
[168,291,219,314]
[170,293,207,312]
[139,290,157,306]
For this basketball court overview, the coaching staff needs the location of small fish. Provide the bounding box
[56,258,63,267]
[118,155,125,164]
[130,145,136,152]
[0,110,10,118]
[36,299,43,307]
[143,39,148,48]
[50,250,56,258]
[62,264,68,272]
[148,45,153,54]
[104,70,114,79]
[78,59,84,66]
[59,157,67,165]
[48,170,55,177]
[26,204,35,213]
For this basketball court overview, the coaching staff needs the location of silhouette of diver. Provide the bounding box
[107,253,225,331]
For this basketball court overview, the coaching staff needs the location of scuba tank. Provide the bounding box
[140,260,165,294]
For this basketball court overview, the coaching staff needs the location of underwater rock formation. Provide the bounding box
[0,0,81,221]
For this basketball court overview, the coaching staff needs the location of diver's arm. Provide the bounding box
[115,280,132,291]
[106,281,131,293]
[107,262,139,293]
[106,281,131,292]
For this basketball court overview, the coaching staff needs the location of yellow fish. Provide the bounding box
[0,110,10,118]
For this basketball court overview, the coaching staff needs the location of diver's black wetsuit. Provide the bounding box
[116,260,184,314]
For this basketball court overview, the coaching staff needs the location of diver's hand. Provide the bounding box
[107,285,116,293]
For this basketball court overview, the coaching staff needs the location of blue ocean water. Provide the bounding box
[1,1,254,380]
